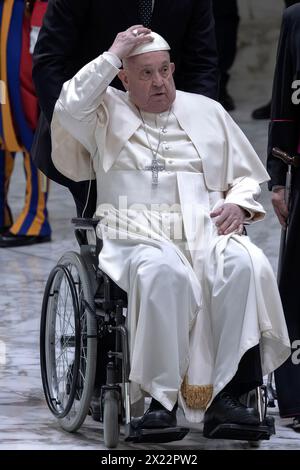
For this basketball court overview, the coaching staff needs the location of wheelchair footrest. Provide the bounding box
[204,417,275,441]
[124,424,189,443]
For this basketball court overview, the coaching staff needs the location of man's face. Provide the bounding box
[119,51,176,113]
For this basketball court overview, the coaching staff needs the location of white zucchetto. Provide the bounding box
[127,31,170,58]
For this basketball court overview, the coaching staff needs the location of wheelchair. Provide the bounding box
[40,218,276,448]
[40,217,188,448]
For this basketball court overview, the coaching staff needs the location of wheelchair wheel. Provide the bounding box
[103,390,120,448]
[243,388,266,448]
[40,251,97,432]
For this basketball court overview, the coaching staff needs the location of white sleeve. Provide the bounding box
[53,55,120,155]
[103,51,122,69]
[224,177,266,223]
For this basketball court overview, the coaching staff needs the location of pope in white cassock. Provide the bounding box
[50,26,291,434]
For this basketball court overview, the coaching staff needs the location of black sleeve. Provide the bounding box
[32,0,90,124]
[285,0,300,7]
[267,5,300,189]
[175,0,219,99]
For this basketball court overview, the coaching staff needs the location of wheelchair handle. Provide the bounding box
[272,147,300,168]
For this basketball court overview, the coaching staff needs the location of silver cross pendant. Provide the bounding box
[145,158,165,185]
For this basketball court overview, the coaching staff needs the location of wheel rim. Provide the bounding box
[41,264,83,418]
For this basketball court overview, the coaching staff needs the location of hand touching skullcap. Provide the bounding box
[127,31,170,57]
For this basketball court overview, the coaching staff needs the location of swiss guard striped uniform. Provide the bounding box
[0,0,51,245]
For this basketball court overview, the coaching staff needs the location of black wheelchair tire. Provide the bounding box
[103,390,120,448]
[40,251,97,432]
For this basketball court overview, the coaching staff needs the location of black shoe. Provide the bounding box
[0,226,11,235]
[220,90,235,111]
[0,231,51,247]
[292,416,300,431]
[252,102,271,120]
[203,393,260,432]
[131,399,177,430]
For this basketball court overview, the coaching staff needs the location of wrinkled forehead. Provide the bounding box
[126,50,171,70]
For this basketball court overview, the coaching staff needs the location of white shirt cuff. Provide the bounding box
[103,51,122,69]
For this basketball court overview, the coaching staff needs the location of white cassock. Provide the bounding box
[51,53,291,423]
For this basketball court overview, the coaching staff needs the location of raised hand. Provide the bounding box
[108,25,153,60]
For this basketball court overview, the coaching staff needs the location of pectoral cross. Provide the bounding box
[145,159,165,186]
